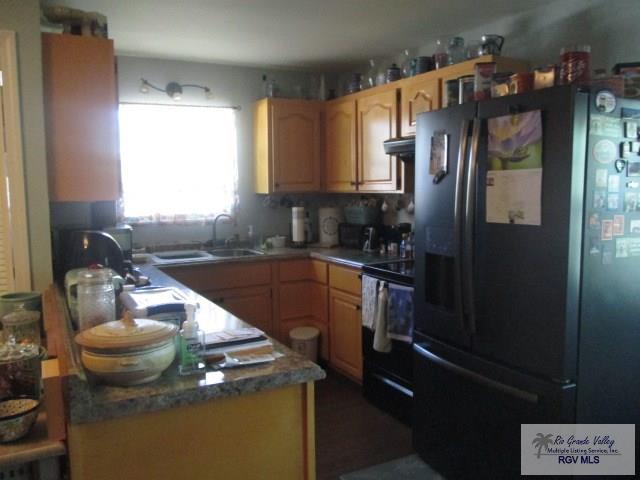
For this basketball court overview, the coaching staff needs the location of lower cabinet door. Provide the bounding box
[205,286,273,335]
[329,289,362,382]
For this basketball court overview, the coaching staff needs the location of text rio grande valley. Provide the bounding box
[545,435,620,464]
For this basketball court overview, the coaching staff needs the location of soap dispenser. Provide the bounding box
[179,304,205,375]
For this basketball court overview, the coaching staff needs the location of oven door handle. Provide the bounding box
[413,343,539,404]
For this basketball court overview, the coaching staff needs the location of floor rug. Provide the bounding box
[340,454,446,480]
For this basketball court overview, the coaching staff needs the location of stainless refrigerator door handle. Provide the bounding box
[413,343,539,404]
[462,119,481,335]
[454,120,470,332]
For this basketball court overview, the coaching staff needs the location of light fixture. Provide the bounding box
[139,78,212,101]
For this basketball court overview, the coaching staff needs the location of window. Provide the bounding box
[118,103,238,223]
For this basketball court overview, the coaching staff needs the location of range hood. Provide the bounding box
[383,136,415,161]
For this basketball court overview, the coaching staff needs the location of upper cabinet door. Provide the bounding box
[400,76,440,136]
[271,99,321,192]
[325,99,357,192]
[42,34,120,202]
[357,89,399,192]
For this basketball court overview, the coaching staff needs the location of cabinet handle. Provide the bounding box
[357,274,362,280]
[274,182,280,189]
[350,181,357,186]
[216,298,225,304]
[355,305,361,311]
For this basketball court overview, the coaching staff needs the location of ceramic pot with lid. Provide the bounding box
[75,313,178,386]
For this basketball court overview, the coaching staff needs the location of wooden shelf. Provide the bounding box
[0,412,66,467]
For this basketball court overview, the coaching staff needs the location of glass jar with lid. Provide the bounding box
[2,308,41,346]
[433,39,450,69]
[448,37,466,64]
[77,268,116,331]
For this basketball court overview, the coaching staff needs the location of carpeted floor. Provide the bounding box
[340,454,446,480]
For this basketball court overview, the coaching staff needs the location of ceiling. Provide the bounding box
[43,0,555,70]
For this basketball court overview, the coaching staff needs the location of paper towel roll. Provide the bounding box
[292,207,305,244]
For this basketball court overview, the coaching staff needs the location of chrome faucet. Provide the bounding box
[212,214,234,246]
[363,226,377,252]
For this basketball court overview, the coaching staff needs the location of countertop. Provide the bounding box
[63,264,325,425]
[64,247,395,424]
[147,246,399,269]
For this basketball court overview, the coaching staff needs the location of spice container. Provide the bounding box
[534,65,556,89]
[474,62,497,101]
[459,75,475,104]
[509,72,533,95]
[491,72,513,98]
[559,45,591,85]
[445,79,459,107]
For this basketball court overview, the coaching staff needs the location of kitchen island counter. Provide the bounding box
[45,264,324,480]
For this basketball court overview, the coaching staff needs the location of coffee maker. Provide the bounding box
[53,229,125,281]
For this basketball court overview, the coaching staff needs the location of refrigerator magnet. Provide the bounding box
[593,190,606,209]
[588,213,601,230]
[601,220,613,241]
[595,169,608,188]
[429,131,448,182]
[615,159,626,173]
[624,192,638,212]
[602,246,614,265]
[595,90,616,113]
[607,175,620,192]
[627,237,640,256]
[627,160,640,177]
[607,194,619,210]
[613,215,625,236]
[615,238,629,258]
[630,219,640,234]
[593,139,617,164]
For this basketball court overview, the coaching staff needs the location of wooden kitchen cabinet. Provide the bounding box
[328,263,363,381]
[357,89,400,192]
[42,33,120,202]
[329,289,362,382]
[161,261,275,335]
[400,75,440,136]
[325,98,357,192]
[254,98,322,193]
[204,286,273,334]
[276,259,329,360]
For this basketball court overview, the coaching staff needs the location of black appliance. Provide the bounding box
[338,223,378,249]
[103,224,133,262]
[413,86,640,478]
[362,260,414,425]
[55,229,125,281]
[383,136,415,161]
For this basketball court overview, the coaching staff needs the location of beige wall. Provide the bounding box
[0,0,53,291]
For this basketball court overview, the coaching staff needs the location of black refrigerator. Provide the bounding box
[413,85,640,478]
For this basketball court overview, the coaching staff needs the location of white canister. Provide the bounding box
[292,207,305,244]
[318,207,342,246]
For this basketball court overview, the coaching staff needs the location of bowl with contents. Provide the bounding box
[75,312,178,386]
[0,396,40,443]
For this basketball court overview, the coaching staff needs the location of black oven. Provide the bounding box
[361,260,414,425]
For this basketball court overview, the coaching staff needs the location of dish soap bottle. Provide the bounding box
[179,304,205,375]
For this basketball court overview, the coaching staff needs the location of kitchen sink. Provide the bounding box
[152,250,213,262]
[208,248,265,258]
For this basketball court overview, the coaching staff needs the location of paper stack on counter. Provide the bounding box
[204,327,277,365]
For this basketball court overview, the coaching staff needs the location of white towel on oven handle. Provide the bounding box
[373,281,391,353]
[361,275,378,330]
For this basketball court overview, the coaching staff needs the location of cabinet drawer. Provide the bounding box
[203,286,273,335]
[163,261,272,292]
[329,264,361,296]
[279,259,328,284]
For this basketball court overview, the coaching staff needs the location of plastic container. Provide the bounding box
[289,326,319,363]
[77,268,116,331]
[343,206,379,225]
[179,304,205,375]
